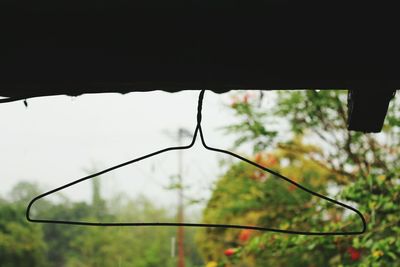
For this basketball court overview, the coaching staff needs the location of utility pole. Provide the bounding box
[176,128,192,267]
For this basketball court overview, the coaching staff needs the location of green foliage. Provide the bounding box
[0,181,203,267]
[0,195,48,267]
[199,90,400,267]
[224,92,278,152]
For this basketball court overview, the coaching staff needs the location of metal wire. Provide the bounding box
[26,89,367,235]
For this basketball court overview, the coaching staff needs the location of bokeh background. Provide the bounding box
[0,90,398,267]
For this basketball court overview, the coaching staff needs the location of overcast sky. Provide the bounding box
[0,90,279,218]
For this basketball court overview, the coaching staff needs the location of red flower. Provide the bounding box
[230,96,239,107]
[254,153,263,164]
[287,184,297,192]
[238,229,252,242]
[251,170,267,181]
[265,155,278,166]
[243,94,250,104]
[347,247,361,261]
[287,177,299,191]
[224,248,237,257]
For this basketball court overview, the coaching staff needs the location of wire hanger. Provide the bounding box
[26,90,367,235]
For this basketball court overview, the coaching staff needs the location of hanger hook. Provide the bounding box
[197,90,206,126]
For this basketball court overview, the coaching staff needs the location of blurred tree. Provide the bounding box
[91,178,106,218]
[1,181,204,266]
[0,182,48,267]
[196,147,343,266]
[198,90,399,267]
[64,194,203,267]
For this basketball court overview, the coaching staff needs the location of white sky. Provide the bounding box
[0,90,278,217]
